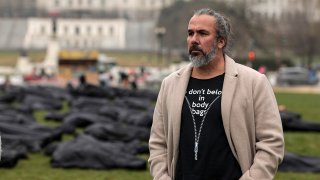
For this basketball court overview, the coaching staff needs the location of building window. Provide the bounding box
[64,26,68,34]
[75,26,80,35]
[98,26,103,35]
[109,27,113,36]
[78,0,82,6]
[88,0,92,6]
[69,0,72,6]
[87,26,91,35]
[101,0,105,6]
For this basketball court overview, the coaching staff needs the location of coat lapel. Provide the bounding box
[221,55,239,159]
[172,64,192,158]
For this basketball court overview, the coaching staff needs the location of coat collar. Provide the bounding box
[224,54,239,77]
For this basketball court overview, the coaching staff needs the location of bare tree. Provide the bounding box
[285,11,320,67]
[157,0,269,59]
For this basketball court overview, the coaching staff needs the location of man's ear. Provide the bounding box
[217,37,226,49]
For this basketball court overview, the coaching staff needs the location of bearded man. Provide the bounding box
[148,8,284,180]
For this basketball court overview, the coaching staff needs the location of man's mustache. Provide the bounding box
[189,45,204,55]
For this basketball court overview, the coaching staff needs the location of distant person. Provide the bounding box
[99,71,110,87]
[109,74,114,86]
[139,66,146,76]
[2,75,11,92]
[119,71,129,88]
[308,67,318,84]
[79,74,87,87]
[77,73,89,92]
[258,65,266,74]
[129,74,138,90]
[148,8,284,180]
[279,105,320,132]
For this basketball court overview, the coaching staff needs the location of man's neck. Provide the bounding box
[191,54,225,79]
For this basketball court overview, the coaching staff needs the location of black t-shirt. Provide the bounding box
[175,74,242,180]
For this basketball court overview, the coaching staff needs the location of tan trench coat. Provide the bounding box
[148,55,284,180]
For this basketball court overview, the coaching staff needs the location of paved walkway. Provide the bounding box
[267,71,320,94]
[273,85,320,94]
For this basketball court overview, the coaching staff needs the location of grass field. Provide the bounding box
[0,51,45,67]
[0,92,320,179]
[275,92,320,180]
[0,50,182,68]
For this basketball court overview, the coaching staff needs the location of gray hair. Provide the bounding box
[194,8,232,53]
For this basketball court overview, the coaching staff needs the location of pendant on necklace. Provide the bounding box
[194,142,198,160]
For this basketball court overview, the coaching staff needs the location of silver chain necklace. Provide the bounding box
[184,95,221,160]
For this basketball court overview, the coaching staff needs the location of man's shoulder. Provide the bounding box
[163,63,190,81]
[226,57,266,84]
[225,55,261,78]
[234,62,263,77]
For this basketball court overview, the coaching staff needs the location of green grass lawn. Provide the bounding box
[0,153,151,180]
[0,50,45,67]
[275,92,320,180]
[0,92,319,179]
[0,50,182,67]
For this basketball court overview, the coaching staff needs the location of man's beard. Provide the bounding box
[188,46,216,68]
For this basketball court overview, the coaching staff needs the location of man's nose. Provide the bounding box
[190,34,200,44]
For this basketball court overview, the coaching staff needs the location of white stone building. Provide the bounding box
[24,18,126,50]
[36,0,175,11]
[35,0,178,20]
